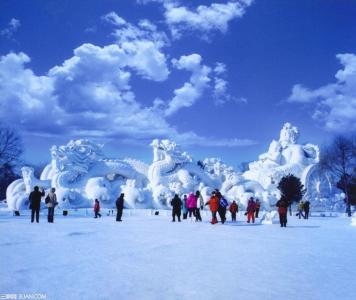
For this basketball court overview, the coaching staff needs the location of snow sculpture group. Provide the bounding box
[6,123,334,211]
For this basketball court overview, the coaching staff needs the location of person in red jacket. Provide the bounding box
[94,199,101,218]
[229,200,238,222]
[205,191,219,224]
[246,197,256,223]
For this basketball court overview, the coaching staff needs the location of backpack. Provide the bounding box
[220,198,228,208]
[45,195,50,204]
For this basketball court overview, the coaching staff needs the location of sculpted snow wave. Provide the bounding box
[6,123,336,211]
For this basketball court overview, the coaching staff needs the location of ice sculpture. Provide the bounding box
[6,123,336,211]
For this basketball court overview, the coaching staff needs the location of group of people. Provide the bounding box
[297,200,311,219]
[28,186,126,223]
[171,190,262,225]
[27,186,310,228]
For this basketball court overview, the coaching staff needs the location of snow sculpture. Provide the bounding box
[243,122,332,206]
[5,123,337,211]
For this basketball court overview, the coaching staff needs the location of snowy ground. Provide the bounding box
[1,209,355,300]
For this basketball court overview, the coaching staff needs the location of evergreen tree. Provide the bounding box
[277,174,305,215]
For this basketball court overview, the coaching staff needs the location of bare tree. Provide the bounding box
[319,135,356,216]
[0,125,23,199]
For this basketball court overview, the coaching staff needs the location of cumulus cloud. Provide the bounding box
[102,12,169,81]
[1,18,21,38]
[139,0,253,39]
[165,54,211,116]
[287,53,356,132]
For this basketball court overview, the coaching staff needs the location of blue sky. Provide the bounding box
[1,0,356,167]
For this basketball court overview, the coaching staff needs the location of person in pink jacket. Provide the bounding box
[186,192,197,222]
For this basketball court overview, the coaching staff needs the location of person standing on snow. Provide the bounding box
[45,187,58,223]
[29,186,45,223]
[297,201,305,219]
[170,194,182,222]
[229,200,238,222]
[94,199,101,218]
[186,192,197,222]
[218,196,228,224]
[276,196,288,227]
[205,191,220,224]
[182,195,188,220]
[116,193,124,222]
[255,198,261,218]
[195,190,204,222]
[304,199,310,219]
[246,197,256,223]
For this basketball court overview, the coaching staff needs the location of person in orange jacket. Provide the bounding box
[94,199,101,218]
[205,191,219,224]
[229,200,238,222]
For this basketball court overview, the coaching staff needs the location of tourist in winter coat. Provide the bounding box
[186,192,197,221]
[205,191,219,224]
[304,200,310,219]
[170,194,182,222]
[116,193,124,222]
[246,197,256,223]
[297,201,305,219]
[182,195,188,219]
[195,190,204,222]
[255,199,261,218]
[94,199,101,218]
[229,200,238,222]
[29,186,45,223]
[45,188,58,223]
[218,196,229,224]
[276,197,288,227]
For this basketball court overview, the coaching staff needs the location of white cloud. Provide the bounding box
[139,0,253,39]
[165,54,211,116]
[102,12,170,81]
[1,18,21,38]
[287,53,356,132]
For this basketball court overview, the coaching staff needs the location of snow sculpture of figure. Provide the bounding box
[243,123,332,205]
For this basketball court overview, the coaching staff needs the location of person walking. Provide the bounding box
[29,186,45,223]
[218,196,228,224]
[182,195,188,220]
[297,201,305,219]
[170,194,182,222]
[229,200,238,222]
[94,199,101,218]
[186,192,197,222]
[255,199,261,218]
[304,200,310,219]
[205,191,219,224]
[246,197,256,223]
[195,191,204,222]
[116,193,124,222]
[276,196,288,227]
[45,188,57,223]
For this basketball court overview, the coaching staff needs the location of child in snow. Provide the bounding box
[229,200,238,222]
[94,199,101,218]
[171,194,182,222]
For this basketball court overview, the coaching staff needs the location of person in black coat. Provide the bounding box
[116,193,124,222]
[29,186,45,223]
[304,200,310,219]
[170,194,182,222]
